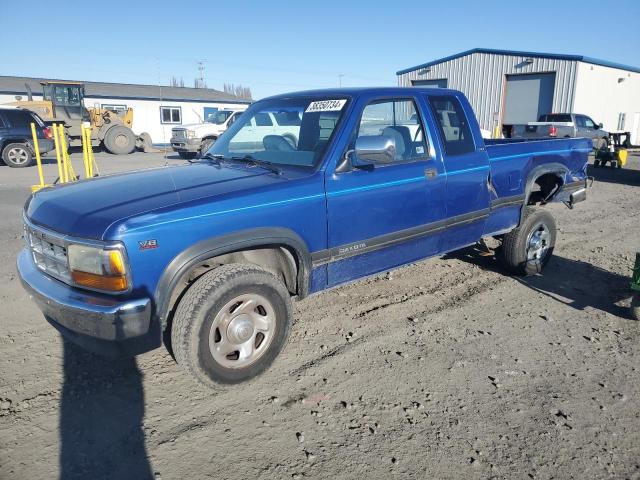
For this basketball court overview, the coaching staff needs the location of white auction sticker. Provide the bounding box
[305,99,347,113]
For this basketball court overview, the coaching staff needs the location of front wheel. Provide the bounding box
[500,208,556,276]
[199,137,216,155]
[171,264,293,387]
[103,125,136,154]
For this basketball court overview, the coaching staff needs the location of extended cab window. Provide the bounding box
[356,99,427,162]
[428,96,475,156]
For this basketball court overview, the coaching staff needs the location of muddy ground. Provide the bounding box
[1,150,639,480]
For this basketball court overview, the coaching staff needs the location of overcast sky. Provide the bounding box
[1,0,639,99]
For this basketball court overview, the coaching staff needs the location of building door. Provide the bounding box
[502,73,556,125]
[412,78,448,88]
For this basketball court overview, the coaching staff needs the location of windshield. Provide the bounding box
[207,96,349,168]
[206,111,233,124]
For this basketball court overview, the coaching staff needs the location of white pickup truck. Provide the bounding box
[170,110,245,159]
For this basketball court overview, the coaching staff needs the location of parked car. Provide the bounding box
[0,107,54,167]
[511,113,608,148]
[18,87,590,388]
[170,110,245,159]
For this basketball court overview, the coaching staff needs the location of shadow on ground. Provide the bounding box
[60,339,154,480]
[448,245,634,320]
[586,154,640,186]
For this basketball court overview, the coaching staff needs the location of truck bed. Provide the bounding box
[485,137,591,193]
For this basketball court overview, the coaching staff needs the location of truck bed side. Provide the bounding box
[482,137,591,235]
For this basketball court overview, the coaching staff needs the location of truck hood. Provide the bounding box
[26,164,279,240]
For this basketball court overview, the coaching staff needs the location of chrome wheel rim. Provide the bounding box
[526,222,550,262]
[7,147,28,165]
[208,293,276,369]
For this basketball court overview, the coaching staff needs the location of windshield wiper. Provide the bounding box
[192,152,224,165]
[229,155,281,175]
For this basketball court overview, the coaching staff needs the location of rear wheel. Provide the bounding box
[171,264,293,387]
[103,125,136,154]
[2,143,33,167]
[500,208,556,276]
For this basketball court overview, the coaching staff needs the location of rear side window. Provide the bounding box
[428,96,475,156]
[539,114,572,122]
[254,113,273,126]
[3,110,31,128]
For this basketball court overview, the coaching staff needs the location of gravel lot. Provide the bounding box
[1,149,639,479]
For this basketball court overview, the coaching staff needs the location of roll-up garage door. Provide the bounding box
[502,73,556,124]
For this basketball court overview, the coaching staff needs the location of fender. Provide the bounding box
[154,227,312,327]
[519,162,569,224]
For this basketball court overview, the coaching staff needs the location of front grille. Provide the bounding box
[25,223,71,283]
[172,129,186,139]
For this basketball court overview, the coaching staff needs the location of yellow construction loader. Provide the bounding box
[6,81,152,154]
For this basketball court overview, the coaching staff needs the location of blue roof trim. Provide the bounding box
[396,48,640,75]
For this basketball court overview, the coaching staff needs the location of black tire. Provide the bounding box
[500,207,556,276]
[199,137,216,154]
[103,125,136,155]
[178,151,197,160]
[593,160,600,167]
[593,137,608,150]
[2,142,33,167]
[631,295,640,321]
[171,264,293,387]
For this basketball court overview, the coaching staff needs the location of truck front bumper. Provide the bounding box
[170,137,201,153]
[17,249,160,357]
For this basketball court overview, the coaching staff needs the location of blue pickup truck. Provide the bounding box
[18,87,590,387]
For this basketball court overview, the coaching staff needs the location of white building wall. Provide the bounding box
[573,62,640,142]
[0,93,248,144]
[397,52,577,131]
[83,97,248,144]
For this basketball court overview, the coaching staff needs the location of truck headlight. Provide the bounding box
[68,244,129,292]
[186,130,197,139]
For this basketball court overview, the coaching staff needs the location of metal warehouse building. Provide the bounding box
[0,76,251,144]
[397,48,640,143]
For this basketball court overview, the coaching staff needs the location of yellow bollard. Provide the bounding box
[52,124,64,183]
[81,124,90,178]
[58,127,76,181]
[30,123,48,192]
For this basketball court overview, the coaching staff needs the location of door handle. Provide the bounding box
[425,168,438,179]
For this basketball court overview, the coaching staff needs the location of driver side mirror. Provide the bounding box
[354,135,396,165]
[336,135,397,173]
[597,123,603,129]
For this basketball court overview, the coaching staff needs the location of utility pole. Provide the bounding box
[197,61,206,88]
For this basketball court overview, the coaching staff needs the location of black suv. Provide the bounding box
[0,108,54,168]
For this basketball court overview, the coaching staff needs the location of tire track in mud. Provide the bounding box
[288,271,509,377]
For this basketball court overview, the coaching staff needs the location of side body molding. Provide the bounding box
[154,227,313,327]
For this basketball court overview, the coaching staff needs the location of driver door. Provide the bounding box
[324,97,447,286]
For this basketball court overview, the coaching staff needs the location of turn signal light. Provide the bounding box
[71,271,128,292]
[549,125,557,137]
